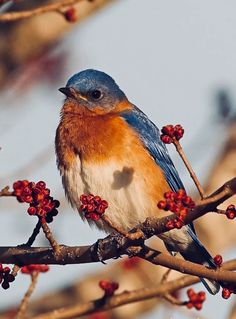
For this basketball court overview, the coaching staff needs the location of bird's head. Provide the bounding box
[59,69,128,114]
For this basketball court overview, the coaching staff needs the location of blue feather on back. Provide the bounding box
[120,106,184,192]
[120,105,198,235]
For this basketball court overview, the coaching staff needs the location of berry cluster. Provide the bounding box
[157,190,195,230]
[186,288,206,310]
[64,7,77,22]
[122,257,141,270]
[0,265,15,290]
[160,124,184,144]
[214,254,223,267]
[21,264,49,275]
[99,280,119,297]
[13,180,60,223]
[79,194,108,221]
[225,204,236,219]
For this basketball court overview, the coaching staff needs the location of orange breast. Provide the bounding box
[55,104,171,213]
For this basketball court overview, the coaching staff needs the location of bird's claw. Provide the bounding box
[91,234,125,263]
[91,238,108,264]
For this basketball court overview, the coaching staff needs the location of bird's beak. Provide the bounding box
[59,87,77,99]
[59,87,88,102]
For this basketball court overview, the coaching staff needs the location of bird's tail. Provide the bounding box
[181,230,220,295]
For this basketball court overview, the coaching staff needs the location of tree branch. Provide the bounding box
[0,178,235,281]
[30,259,236,319]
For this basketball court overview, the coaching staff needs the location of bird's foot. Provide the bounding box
[91,234,125,263]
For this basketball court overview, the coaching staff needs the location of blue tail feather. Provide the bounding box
[181,227,220,295]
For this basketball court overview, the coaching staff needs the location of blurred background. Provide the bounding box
[1,0,236,318]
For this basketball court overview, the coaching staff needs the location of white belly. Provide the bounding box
[61,156,157,232]
[60,156,193,253]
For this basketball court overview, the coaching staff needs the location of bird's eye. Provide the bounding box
[90,90,103,101]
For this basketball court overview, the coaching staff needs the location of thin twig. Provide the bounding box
[0,0,87,22]
[163,293,185,306]
[0,186,13,196]
[17,272,39,319]
[11,264,20,277]
[173,139,205,199]
[161,268,172,283]
[41,219,60,256]
[102,215,144,240]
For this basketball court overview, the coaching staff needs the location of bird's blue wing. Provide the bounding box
[120,106,220,294]
[120,105,195,234]
[120,106,184,192]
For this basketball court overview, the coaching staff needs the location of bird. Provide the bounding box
[55,69,220,295]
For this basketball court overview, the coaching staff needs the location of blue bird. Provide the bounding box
[55,69,220,294]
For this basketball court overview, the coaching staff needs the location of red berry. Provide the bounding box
[6,274,15,283]
[87,194,95,202]
[64,7,77,23]
[157,200,166,210]
[90,213,100,221]
[174,125,184,140]
[177,189,186,197]
[13,181,22,190]
[87,204,94,213]
[2,281,10,290]
[161,125,175,136]
[186,302,193,309]
[101,200,108,208]
[27,207,36,215]
[226,210,235,219]
[222,288,231,299]
[97,205,105,215]
[183,196,192,206]
[51,209,58,216]
[198,291,206,302]
[194,303,202,310]
[23,186,32,196]
[53,200,60,208]
[80,194,88,204]
[36,181,46,189]
[34,192,45,202]
[161,135,172,144]
[99,280,119,296]
[214,254,223,266]
[24,195,33,203]
[3,267,10,273]
[187,288,195,298]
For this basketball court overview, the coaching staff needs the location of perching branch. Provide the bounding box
[0,178,235,278]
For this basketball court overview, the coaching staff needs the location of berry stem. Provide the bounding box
[161,268,172,283]
[172,139,205,199]
[163,292,185,306]
[16,271,39,319]
[40,219,60,255]
[25,220,42,247]
[11,264,20,277]
[102,215,144,241]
